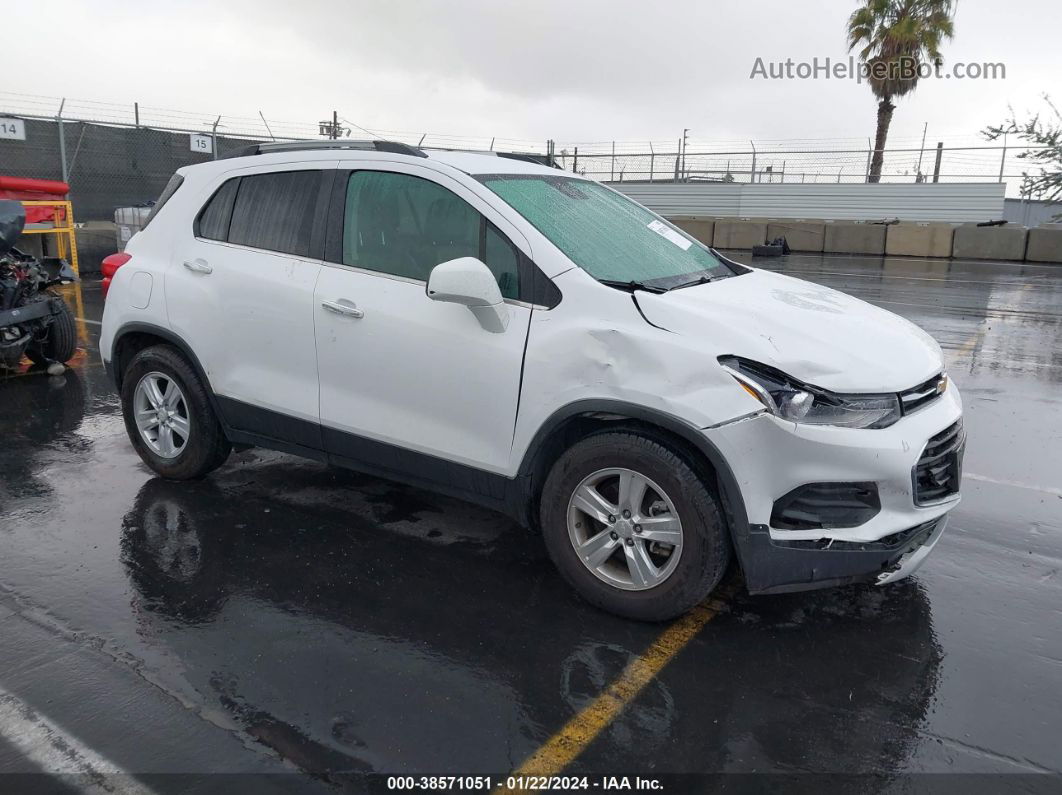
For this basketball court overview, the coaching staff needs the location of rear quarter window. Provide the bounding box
[142,173,184,229]
[195,178,240,241]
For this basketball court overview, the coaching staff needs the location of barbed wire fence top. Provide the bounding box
[0,91,1053,219]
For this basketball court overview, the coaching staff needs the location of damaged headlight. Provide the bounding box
[719,356,901,429]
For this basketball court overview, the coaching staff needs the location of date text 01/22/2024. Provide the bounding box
[386,776,664,791]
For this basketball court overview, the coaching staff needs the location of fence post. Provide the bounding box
[572,146,578,174]
[749,140,756,184]
[864,138,872,183]
[998,132,1008,183]
[611,141,615,182]
[211,115,221,161]
[259,111,276,141]
[56,98,68,184]
[916,121,928,179]
[649,142,654,183]
[932,142,943,182]
[673,139,681,182]
[681,128,689,180]
[134,102,140,128]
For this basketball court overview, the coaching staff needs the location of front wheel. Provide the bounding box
[27,294,77,364]
[540,432,731,621]
[120,344,231,479]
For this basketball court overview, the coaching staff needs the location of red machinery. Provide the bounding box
[0,177,70,224]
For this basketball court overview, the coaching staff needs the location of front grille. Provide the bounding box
[899,373,946,415]
[913,420,964,505]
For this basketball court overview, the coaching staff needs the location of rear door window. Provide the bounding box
[228,171,321,257]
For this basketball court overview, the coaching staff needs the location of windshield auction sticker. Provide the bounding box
[646,219,693,251]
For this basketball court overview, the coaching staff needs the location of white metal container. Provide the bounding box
[114,206,153,251]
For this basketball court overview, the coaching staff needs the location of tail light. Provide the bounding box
[100,252,131,298]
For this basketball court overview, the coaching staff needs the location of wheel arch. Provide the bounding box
[517,401,750,546]
[109,322,222,418]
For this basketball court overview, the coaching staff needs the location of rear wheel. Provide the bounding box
[540,431,731,621]
[120,345,231,479]
[27,294,77,364]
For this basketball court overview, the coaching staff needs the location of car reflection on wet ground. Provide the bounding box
[0,255,1060,789]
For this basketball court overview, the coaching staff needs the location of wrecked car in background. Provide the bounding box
[0,200,78,370]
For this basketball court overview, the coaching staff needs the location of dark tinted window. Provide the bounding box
[195,178,239,241]
[228,171,320,257]
[143,173,184,229]
[342,171,519,298]
[484,222,519,299]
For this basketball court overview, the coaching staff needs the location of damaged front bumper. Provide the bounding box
[733,516,947,594]
[706,384,962,594]
[0,295,67,328]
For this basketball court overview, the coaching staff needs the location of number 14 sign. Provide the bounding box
[0,118,26,140]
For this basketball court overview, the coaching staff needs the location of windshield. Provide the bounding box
[479,174,740,289]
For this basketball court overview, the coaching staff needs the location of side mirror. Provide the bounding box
[426,257,510,333]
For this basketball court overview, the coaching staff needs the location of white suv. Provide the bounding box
[101,141,964,621]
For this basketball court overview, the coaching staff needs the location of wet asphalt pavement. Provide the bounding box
[0,254,1060,792]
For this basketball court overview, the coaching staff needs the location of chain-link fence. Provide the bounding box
[0,91,1054,268]
[552,142,1050,198]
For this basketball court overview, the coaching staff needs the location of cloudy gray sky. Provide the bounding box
[6,0,1057,147]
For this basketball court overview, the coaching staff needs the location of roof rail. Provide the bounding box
[220,140,428,160]
[422,146,561,169]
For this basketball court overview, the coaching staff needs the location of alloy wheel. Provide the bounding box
[566,467,684,591]
[133,372,191,459]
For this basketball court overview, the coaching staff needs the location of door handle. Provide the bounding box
[183,259,213,274]
[321,299,365,319]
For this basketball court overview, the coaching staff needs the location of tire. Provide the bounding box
[27,293,78,364]
[540,431,731,622]
[120,344,231,479]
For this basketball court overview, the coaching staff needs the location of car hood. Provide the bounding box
[635,269,944,393]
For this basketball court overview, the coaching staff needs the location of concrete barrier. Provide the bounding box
[767,221,826,253]
[670,218,715,247]
[713,220,767,249]
[885,223,956,258]
[823,222,887,256]
[1025,227,1062,264]
[952,225,1028,261]
[75,222,118,275]
[18,221,114,274]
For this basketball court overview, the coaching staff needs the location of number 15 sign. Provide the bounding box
[190,134,213,154]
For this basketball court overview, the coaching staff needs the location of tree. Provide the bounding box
[847,0,955,182]
[984,96,1062,208]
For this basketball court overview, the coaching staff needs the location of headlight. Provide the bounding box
[720,356,902,429]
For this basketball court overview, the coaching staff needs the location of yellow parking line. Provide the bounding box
[500,584,734,785]
[952,326,986,359]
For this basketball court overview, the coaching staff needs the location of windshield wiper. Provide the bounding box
[666,273,718,291]
[597,279,668,294]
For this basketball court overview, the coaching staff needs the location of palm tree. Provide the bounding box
[847,0,955,182]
